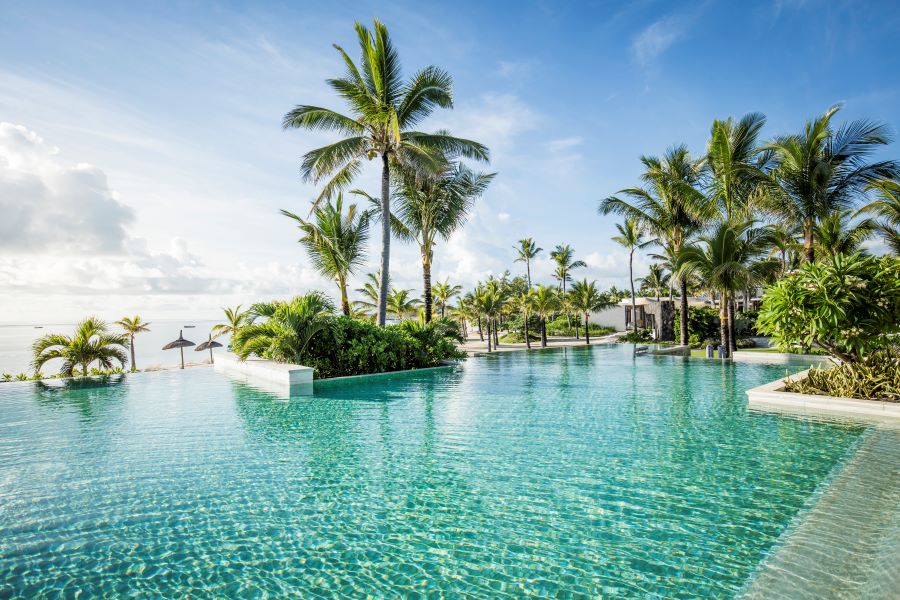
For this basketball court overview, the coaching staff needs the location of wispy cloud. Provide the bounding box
[631,16,686,65]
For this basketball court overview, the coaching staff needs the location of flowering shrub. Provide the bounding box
[757,253,900,363]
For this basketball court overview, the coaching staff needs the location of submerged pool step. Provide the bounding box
[739,426,900,599]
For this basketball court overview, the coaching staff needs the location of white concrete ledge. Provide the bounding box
[747,370,900,422]
[214,353,313,386]
[733,350,833,366]
[651,344,690,357]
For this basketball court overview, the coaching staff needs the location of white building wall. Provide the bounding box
[589,306,626,331]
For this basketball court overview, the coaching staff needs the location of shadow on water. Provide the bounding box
[32,374,128,422]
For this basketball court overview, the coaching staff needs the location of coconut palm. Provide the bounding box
[432,279,462,318]
[569,279,614,344]
[516,290,535,350]
[514,238,543,288]
[814,210,877,261]
[32,317,129,376]
[211,306,249,341]
[281,194,370,315]
[638,264,670,301]
[705,112,770,220]
[611,219,653,331]
[599,144,709,344]
[232,293,334,363]
[768,224,803,277]
[680,221,778,357]
[366,163,493,322]
[760,106,898,263]
[474,286,504,352]
[353,272,383,317]
[549,244,586,295]
[859,179,900,254]
[282,19,489,326]
[530,284,559,348]
[386,288,421,321]
[115,315,150,371]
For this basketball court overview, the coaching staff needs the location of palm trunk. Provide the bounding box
[129,337,136,371]
[719,292,730,359]
[679,276,689,346]
[526,260,532,289]
[493,319,499,347]
[584,312,590,344]
[377,153,391,326]
[728,298,737,352]
[477,316,484,341]
[486,319,492,352]
[629,250,637,331]
[524,313,531,349]
[540,317,547,347]
[422,253,432,323]
[804,224,815,263]
[338,276,350,316]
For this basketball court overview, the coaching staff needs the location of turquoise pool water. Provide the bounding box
[0,345,867,597]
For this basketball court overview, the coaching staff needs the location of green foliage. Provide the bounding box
[734,310,760,338]
[545,315,613,337]
[617,329,654,343]
[785,347,900,401]
[674,307,720,348]
[757,254,900,363]
[232,293,335,363]
[32,317,129,376]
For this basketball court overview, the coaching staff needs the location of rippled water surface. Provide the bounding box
[0,345,867,597]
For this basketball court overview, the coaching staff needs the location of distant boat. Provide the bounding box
[34,326,43,329]
[184,325,196,328]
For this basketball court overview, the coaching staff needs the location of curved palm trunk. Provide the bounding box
[129,337,136,370]
[377,153,391,326]
[629,250,637,331]
[679,276,688,346]
[719,291,730,359]
[422,253,433,323]
[540,317,547,348]
[526,260,532,289]
[524,314,531,349]
[338,276,350,316]
[584,312,590,344]
[477,316,484,341]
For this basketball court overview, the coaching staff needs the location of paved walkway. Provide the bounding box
[458,333,622,356]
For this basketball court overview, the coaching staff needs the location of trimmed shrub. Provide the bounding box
[674,307,720,348]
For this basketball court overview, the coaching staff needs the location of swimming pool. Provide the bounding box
[0,345,870,596]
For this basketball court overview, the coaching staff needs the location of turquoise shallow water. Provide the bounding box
[0,345,867,597]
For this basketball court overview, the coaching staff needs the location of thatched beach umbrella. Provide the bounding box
[195,334,222,364]
[162,330,195,369]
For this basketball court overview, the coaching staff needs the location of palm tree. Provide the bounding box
[549,244,586,295]
[232,293,334,363]
[768,224,803,277]
[514,238,543,288]
[281,194,370,315]
[680,221,778,357]
[115,315,150,371]
[814,209,877,261]
[705,112,769,221]
[386,288,421,321]
[32,317,128,376]
[353,272,383,317]
[859,179,900,254]
[282,19,489,326]
[599,144,709,345]
[638,264,670,301]
[369,163,493,322]
[611,219,652,331]
[474,286,504,352]
[517,290,535,350]
[211,306,249,341]
[530,284,559,348]
[432,278,462,318]
[569,279,613,344]
[761,105,898,263]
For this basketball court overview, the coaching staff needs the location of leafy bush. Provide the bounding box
[499,331,540,343]
[545,315,614,337]
[735,310,760,338]
[617,328,654,343]
[784,347,899,401]
[757,254,900,363]
[674,307,720,348]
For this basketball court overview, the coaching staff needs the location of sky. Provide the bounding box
[1,0,898,324]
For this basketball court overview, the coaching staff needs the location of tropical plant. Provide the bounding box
[232,293,334,363]
[760,105,898,263]
[282,19,489,325]
[352,272,383,317]
[611,218,653,331]
[569,279,614,344]
[756,253,900,364]
[474,285,504,352]
[32,317,129,376]
[281,194,370,315]
[514,238,543,288]
[432,278,462,318]
[211,306,249,340]
[859,179,900,254]
[705,112,769,220]
[813,209,876,261]
[530,284,559,348]
[768,224,803,277]
[549,244,586,295]
[515,290,535,349]
[115,315,150,371]
[386,288,421,321]
[638,264,670,301]
[784,347,899,401]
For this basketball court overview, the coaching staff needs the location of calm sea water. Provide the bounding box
[0,345,867,597]
[0,320,230,375]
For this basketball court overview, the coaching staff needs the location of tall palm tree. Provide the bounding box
[680,221,778,357]
[211,306,249,341]
[475,286,504,352]
[599,144,709,345]
[569,279,613,344]
[115,315,150,371]
[432,278,462,318]
[761,105,898,263]
[530,284,559,348]
[768,224,803,277]
[386,288,421,321]
[549,244,586,295]
[367,163,493,322]
[281,194,370,315]
[705,112,769,220]
[517,289,535,350]
[859,179,900,254]
[353,272,383,317]
[611,219,652,331]
[814,209,877,261]
[514,238,543,288]
[638,264,670,301]
[282,19,489,326]
[232,293,334,363]
[33,317,128,376]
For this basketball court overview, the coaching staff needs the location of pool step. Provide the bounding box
[739,426,900,599]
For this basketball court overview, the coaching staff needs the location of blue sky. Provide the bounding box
[1,0,898,322]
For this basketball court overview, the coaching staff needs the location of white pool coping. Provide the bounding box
[747,370,900,422]
[214,352,313,389]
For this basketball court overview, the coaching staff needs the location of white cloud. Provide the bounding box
[0,123,134,254]
[546,136,583,153]
[497,212,510,222]
[632,16,685,65]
